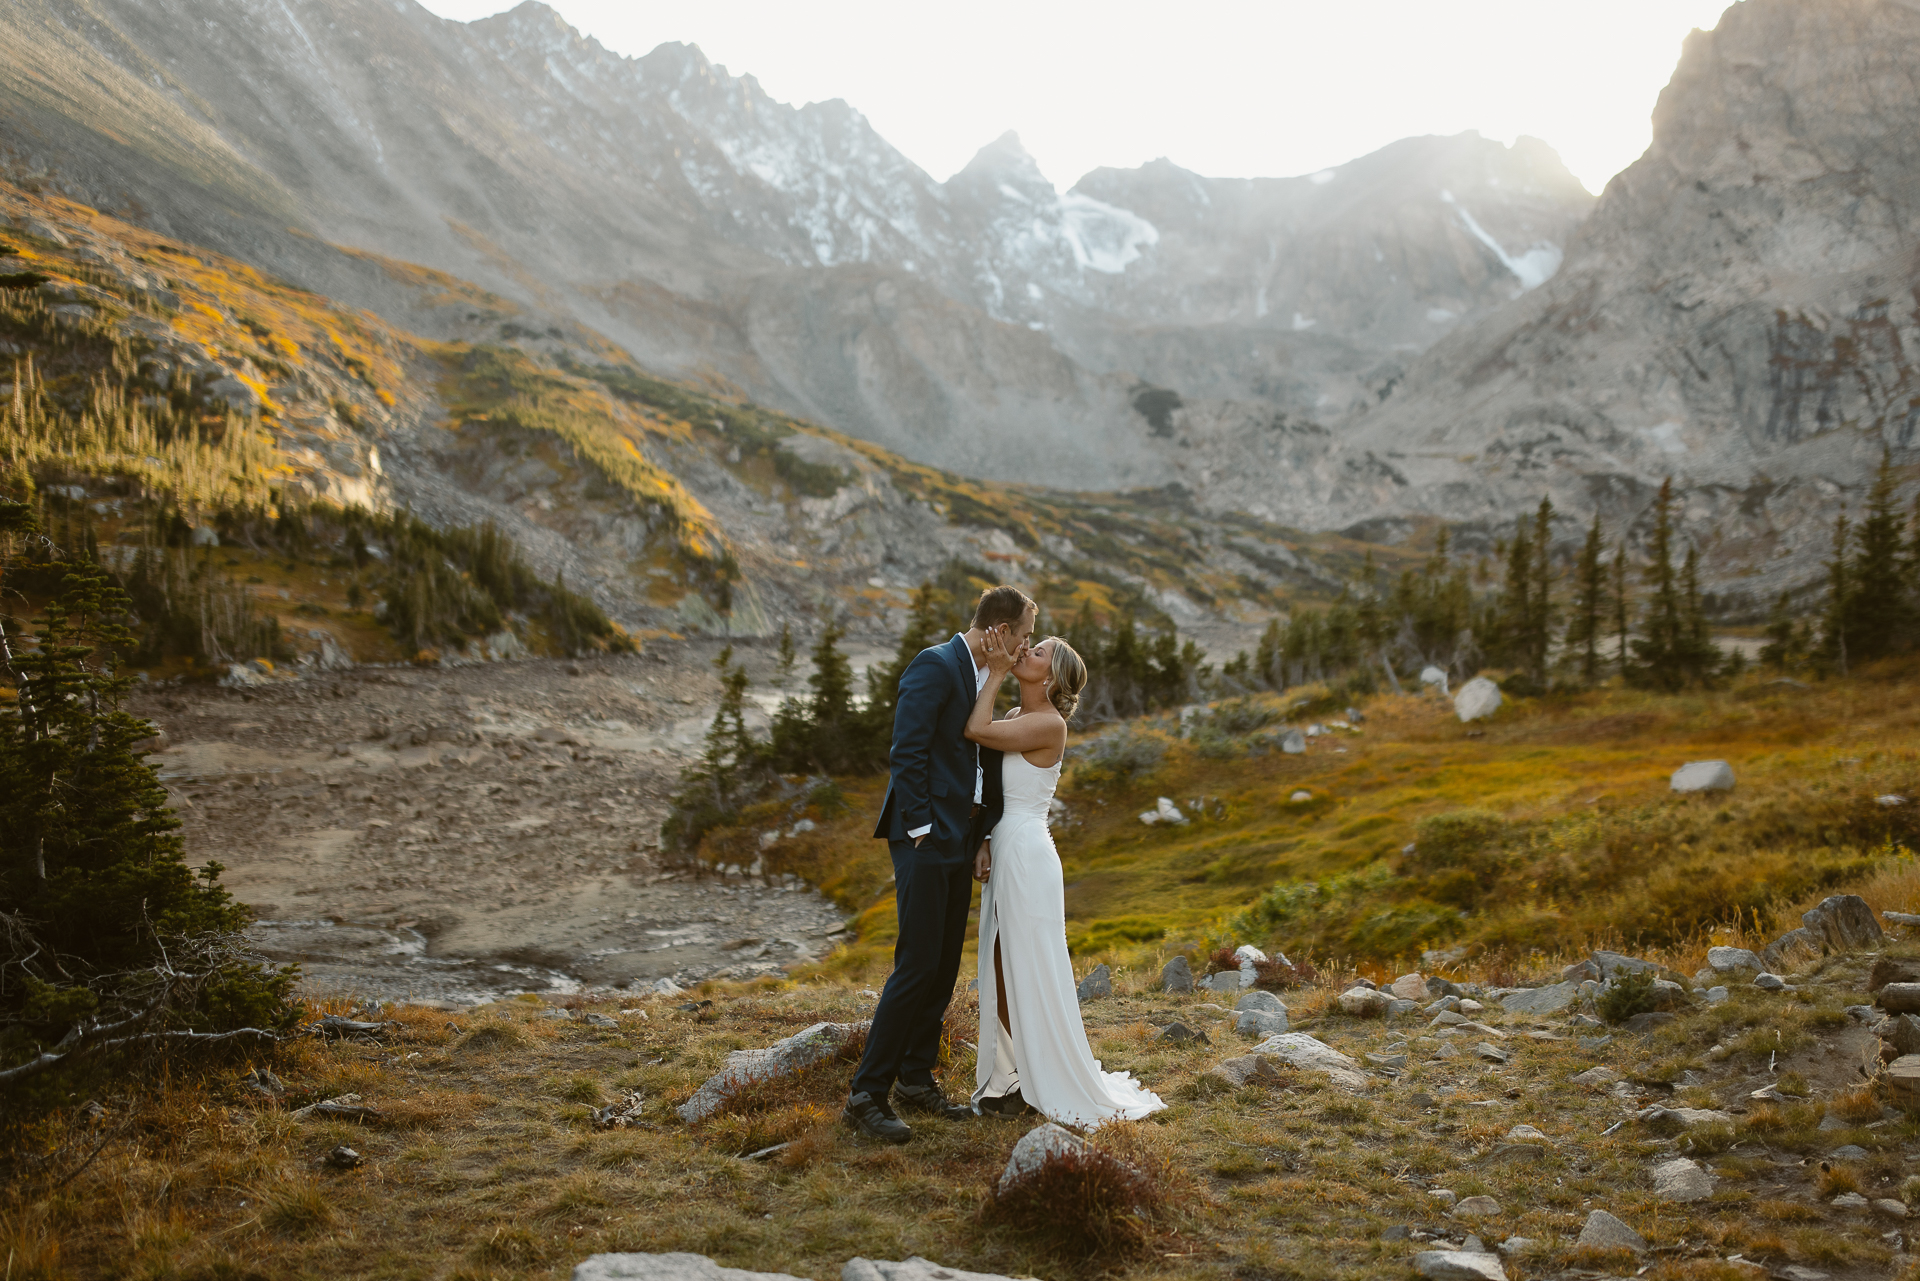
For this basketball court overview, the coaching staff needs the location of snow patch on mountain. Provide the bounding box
[1058,193,1157,274]
[1440,189,1563,292]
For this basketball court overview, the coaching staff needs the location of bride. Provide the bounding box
[964,631,1166,1126]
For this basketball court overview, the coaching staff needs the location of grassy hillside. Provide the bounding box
[709,663,1919,978]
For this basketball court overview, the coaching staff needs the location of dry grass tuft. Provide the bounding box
[470,1224,548,1266]
[1814,1162,1863,1197]
[1755,1198,1826,1223]
[261,1178,335,1238]
[1828,1084,1883,1123]
[982,1123,1189,1267]
[453,1022,531,1055]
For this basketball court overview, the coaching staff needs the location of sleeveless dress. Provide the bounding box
[973,752,1166,1127]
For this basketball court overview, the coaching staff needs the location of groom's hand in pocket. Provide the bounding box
[973,841,991,883]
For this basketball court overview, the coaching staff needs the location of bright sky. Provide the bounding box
[417,0,1738,194]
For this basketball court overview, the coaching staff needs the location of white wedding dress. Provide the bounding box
[974,751,1166,1127]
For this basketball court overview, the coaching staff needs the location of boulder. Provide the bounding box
[676,1021,867,1122]
[1670,760,1735,792]
[1389,973,1429,1000]
[1076,964,1112,1002]
[1648,979,1687,1009]
[1475,1042,1511,1064]
[1707,946,1763,973]
[1244,1032,1368,1090]
[1160,955,1195,993]
[1236,1010,1290,1037]
[1139,797,1188,826]
[1419,665,1450,692]
[1236,990,1286,1015]
[1199,969,1246,993]
[1412,1252,1506,1281]
[1453,678,1502,722]
[1760,928,1822,972]
[1870,958,1920,992]
[1451,1195,1502,1218]
[1753,973,1791,992]
[1801,895,1884,952]
[1338,986,1395,1017]
[573,1255,807,1281]
[998,1122,1090,1192]
[1153,1021,1208,1044]
[845,1261,1025,1281]
[1636,1105,1734,1129]
[1500,982,1578,1016]
[1651,1157,1714,1202]
[1279,729,1306,754]
[1874,1199,1910,1220]
[1879,984,1920,1015]
[1590,950,1659,978]
[1568,1067,1619,1086]
[1206,1052,1289,1089]
[1234,944,1268,984]
[1623,1012,1676,1033]
[1576,1209,1647,1253]
[1880,1014,1920,1058]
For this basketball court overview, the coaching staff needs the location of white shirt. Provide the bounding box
[907,648,991,842]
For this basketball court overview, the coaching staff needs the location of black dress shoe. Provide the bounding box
[893,1082,974,1121]
[977,1088,1036,1118]
[843,1091,911,1143]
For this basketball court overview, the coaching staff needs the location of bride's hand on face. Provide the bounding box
[982,625,1020,679]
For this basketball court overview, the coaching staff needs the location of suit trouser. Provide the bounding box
[849,839,974,1101]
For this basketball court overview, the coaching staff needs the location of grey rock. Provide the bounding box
[1761,927,1823,972]
[1483,1143,1543,1164]
[1636,1105,1733,1128]
[677,1021,868,1122]
[1279,729,1306,754]
[1873,1198,1910,1219]
[1623,1012,1675,1033]
[1499,982,1578,1016]
[1428,995,1463,1013]
[1590,950,1659,978]
[1236,1009,1290,1037]
[1159,955,1194,993]
[1236,989,1287,1014]
[1199,969,1246,993]
[998,1121,1090,1192]
[1244,1031,1368,1089]
[1880,1013,1920,1055]
[1154,1021,1209,1044]
[1671,760,1735,792]
[1426,975,1466,998]
[579,1011,619,1028]
[1338,986,1395,1017]
[1576,1209,1647,1253]
[1389,972,1430,1000]
[1365,1052,1408,1069]
[1569,1067,1619,1086]
[573,1255,808,1281]
[1831,1192,1870,1210]
[1648,978,1687,1009]
[1707,945,1763,972]
[1453,678,1502,723]
[1705,986,1729,1005]
[1475,1042,1511,1064]
[1412,1251,1507,1281]
[1495,1237,1537,1258]
[1431,1010,1468,1027]
[1076,964,1112,1002]
[1206,1052,1290,1088]
[1828,1144,1869,1161]
[845,1259,1027,1281]
[1451,1195,1502,1218]
[1651,1157,1714,1202]
[1878,983,1920,1015]
[1753,972,1790,991]
[1801,894,1884,952]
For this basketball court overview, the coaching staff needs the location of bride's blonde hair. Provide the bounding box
[1042,637,1088,721]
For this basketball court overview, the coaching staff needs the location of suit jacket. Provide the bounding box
[874,633,1003,861]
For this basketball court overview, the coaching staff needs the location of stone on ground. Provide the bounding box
[1245,1032,1368,1090]
[676,1021,867,1122]
[1879,1013,1920,1057]
[1590,950,1659,978]
[1451,1195,1502,1218]
[1199,969,1246,993]
[1878,984,1920,1015]
[1637,1105,1733,1128]
[1453,677,1502,722]
[1339,986,1395,1017]
[1801,894,1884,951]
[845,1259,1027,1281]
[1419,665,1449,691]
[1160,955,1195,993]
[1707,946,1763,972]
[1413,1251,1507,1281]
[1475,1042,1510,1064]
[573,1255,807,1281]
[1871,958,1920,991]
[1753,973,1790,991]
[1207,1052,1289,1088]
[1236,1009,1289,1036]
[1500,982,1577,1016]
[1670,760,1735,792]
[1390,972,1428,1000]
[998,1122,1090,1192]
[1873,1199,1910,1219]
[1761,927,1822,972]
[1280,729,1306,754]
[1651,1157,1714,1202]
[1076,964,1112,1001]
[1568,1067,1619,1086]
[1236,989,1286,1014]
[1624,1011,1676,1033]
[1576,1209,1647,1253]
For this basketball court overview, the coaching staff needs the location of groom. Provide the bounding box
[843,585,1037,1142]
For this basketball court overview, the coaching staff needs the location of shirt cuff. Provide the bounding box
[907,824,932,839]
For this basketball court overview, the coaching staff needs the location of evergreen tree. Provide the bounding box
[1496,521,1533,672]
[1759,591,1802,672]
[1524,496,1557,683]
[1253,615,1283,690]
[863,582,948,746]
[1610,540,1631,676]
[1839,452,1913,664]
[1630,479,1692,690]
[775,623,797,684]
[1565,511,1606,685]
[1676,545,1722,684]
[1819,509,1852,677]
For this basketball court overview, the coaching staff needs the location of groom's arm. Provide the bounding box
[890,650,946,845]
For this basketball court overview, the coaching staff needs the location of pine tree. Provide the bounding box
[1630,478,1689,690]
[1610,540,1631,677]
[1840,452,1912,664]
[1565,511,1606,685]
[1497,520,1533,673]
[1525,496,1556,683]
[1676,545,1722,684]
[775,623,797,684]
[1819,509,1852,677]
[1759,590,1800,672]
[863,582,948,747]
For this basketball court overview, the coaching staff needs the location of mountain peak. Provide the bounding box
[958,130,1050,189]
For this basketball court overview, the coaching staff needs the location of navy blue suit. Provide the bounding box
[851,634,1003,1102]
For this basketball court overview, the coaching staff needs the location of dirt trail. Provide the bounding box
[132,640,871,1004]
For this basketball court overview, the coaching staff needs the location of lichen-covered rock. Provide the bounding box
[1576,1209,1647,1253]
[845,1259,1028,1281]
[1159,955,1195,993]
[1338,986,1394,1017]
[573,1254,808,1281]
[1706,946,1763,972]
[1801,894,1884,952]
[1500,982,1578,1016]
[676,1021,867,1122]
[1651,1157,1714,1202]
[1244,1032,1367,1089]
[1671,760,1734,792]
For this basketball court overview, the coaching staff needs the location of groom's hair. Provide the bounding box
[971,585,1036,631]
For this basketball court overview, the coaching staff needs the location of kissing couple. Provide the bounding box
[843,585,1166,1141]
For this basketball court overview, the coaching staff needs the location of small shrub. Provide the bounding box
[1251,955,1317,990]
[1406,810,1508,875]
[1597,969,1658,1024]
[1814,1162,1862,1197]
[557,1075,604,1105]
[1070,728,1168,789]
[454,1023,530,1055]
[984,1144,1166,1262]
